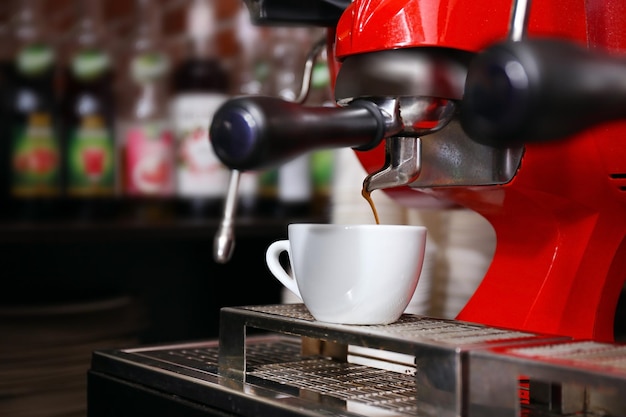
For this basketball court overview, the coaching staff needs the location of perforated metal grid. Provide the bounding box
[247,358,417,414]
[242,304,535,345]
[507,340,626,371]
[137,337,417,415]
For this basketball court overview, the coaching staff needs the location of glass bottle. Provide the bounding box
[0,13,12,220]
[305,31,335,219]
[4,0,62,221]
[267,27,314,218]
[170,0,231,219]
[229,5,265,216]
[61,0,117,221]
[117,0,175,221]
[229,18,277,217]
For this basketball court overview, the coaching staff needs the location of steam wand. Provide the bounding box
[213,169,241,263]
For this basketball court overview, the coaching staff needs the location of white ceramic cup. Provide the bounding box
[266,223,427,325]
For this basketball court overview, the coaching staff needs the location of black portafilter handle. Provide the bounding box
[209,96,386,171]
[460,38,626,147]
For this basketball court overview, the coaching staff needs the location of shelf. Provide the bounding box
[0,214,328,243]
[0,195,330,243]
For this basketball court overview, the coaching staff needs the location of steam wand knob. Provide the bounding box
[461,39,626,146]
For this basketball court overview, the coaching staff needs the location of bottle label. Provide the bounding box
[311,150,334,194]
[131,52,169,84]
[11,112,60,196]
[17,44,55,76]
[123,121,175,196]
[170,93,230,197]
[258,168,278,198]
[278,155,312,203]
[71,49,111,80]
[67,115,115,196]
[311,60,330,90]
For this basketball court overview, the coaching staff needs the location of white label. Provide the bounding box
[278,154,312,202]
[170,93,231,197]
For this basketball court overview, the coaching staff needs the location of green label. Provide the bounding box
[17,44,55,76]
[258,168,278,197]
[131,52,169,84]
[67,115,115,196]
[71,49,111,80]
[11,113,60,196]
[311,61,330,89]
[254,61,270,84]
[311,150,334,190]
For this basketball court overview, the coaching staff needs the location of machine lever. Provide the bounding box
[461,38,626,146]
[209,96,386,171]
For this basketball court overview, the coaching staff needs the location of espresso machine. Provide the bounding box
[88,1,626,416]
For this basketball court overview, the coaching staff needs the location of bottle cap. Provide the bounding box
[188,0,215,41]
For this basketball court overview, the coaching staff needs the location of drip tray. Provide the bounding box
[91,335,419,417]
[89,304,569,417]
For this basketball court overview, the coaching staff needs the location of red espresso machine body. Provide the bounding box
[331,0,626,341]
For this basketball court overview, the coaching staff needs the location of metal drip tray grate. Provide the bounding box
[216,304,569,416]
[95,335,420,416]
[138,338,302,371]
[247,358,418,414]
[507,340,626,370]
[240,304,536,345]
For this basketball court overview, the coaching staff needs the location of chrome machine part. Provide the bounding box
[213,169,240,263]
[363,136,422,193]
[335,47,525,191]
[294,35,328,104]
[334,48,471,102]
[509,0,531,42]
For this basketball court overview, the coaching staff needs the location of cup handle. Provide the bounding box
[265,240,302,299]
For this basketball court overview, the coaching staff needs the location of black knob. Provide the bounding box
[243,0,350,26]
[209,96,386,171]
[461,39,626,146]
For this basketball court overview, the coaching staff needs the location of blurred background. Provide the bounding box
[0,0,336,416]
[0,0,335,224]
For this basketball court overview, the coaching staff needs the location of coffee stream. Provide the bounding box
[361,188,380,225]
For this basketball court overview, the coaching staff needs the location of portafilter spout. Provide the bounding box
[361,96,457,193]
[363,137,422,193]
